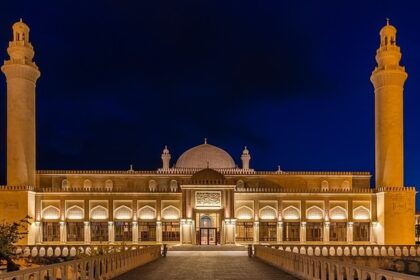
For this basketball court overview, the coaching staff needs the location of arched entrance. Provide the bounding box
[198,214,219,245]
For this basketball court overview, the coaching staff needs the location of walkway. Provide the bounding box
[115,250,297,280]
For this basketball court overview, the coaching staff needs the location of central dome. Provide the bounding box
[175,142,236,169]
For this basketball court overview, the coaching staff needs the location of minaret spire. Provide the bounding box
[1,20,40,186]
[161,145,171,169]
[370,21,407,188]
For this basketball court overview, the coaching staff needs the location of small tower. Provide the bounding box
[161,145,171,169]
[370,19,407,188]
[241,146,251,170]
[1,20,40,186]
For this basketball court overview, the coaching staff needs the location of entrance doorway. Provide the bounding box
[197,214,220,245]
[200,228,217,245]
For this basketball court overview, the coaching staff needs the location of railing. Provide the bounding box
[14,245,155,258]
[254,245,419,280]
[0,246,161,280]
[263,244,420,257]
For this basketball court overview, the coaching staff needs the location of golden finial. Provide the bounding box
[204,138,207,144]
[20,18,23,22]
[386,17,390,26]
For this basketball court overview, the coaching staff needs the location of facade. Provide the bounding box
[0,20,416,246]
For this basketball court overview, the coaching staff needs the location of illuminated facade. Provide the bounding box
[0,20,415,246]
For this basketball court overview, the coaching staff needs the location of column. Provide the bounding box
[35,221,41,244]
[370,222,377,244]
[84,221,90,244]
[223,219,236,244]
[132,221,138,244]
[156,221,162,243]
[300,222,306,243]
[60,221,66,244]
[181,219,193,244]
[324,222,330,243]
[277,221,283,243]
[347,222,353,243]
[108,221,114,243]
[253,221,259,244]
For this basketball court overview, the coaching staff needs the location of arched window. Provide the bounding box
[114,205,133,220]
[138,206,156,220]
[161,206,180,220]
[306,206,324,220]
[90,205,108,220]
[259,206,277,220]
[341,180,350,191]
[353,206,370,220]
[235,206,253,220]
[66,206,84,220]
[42,206,60,220]
[329,206,347,220]
[282,206,300,220]
[236,180,245,189]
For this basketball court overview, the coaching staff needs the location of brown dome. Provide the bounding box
[175,143,236,169]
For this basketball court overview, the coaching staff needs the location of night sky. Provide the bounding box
[1,1,419,206]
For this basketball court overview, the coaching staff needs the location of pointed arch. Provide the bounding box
[114,205,133,220]
[161,205,180,220]
[42,205,60,220]
[282,206,300,220]
[306,206,324,220]
[61,179,70,190]
[66,205,84,220]
[353,206,370,220]
[259,206,277,220]
[235,205,254,220]
[105,179,113,190]
[329,206,347,220]
[138,205,156,220]
[90,205,108,220]
[84,179,92,189]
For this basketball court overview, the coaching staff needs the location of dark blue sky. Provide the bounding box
[1,1,419,205]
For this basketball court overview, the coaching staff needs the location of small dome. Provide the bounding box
[175,143,236,169]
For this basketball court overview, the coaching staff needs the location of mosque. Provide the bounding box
[0,20,415,246]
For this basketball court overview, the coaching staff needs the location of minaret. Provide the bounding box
[241,146,251,170]
[1,20,40,186]
[161,145,171,169]
[370,19,407,188]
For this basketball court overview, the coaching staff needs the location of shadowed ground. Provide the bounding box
[115,251,297,280]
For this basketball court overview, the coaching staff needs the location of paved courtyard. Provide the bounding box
[116,251,297,280]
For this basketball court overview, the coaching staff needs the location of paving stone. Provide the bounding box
[116,251,297,280]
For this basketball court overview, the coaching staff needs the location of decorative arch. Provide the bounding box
[353,206,370,220]
[236,180,245,189]
[84,179,92,189]
[114,205,133,220]
[341,180,350,190]
[170,180,178,192]
[42,205,60,220]
[61,179,69,190]
[259,206,277,220]
[148,180,157,192]
[161,205,180,220]
[66,205,84,220]
[329,206,347,220]
[282,206,300,220]
[321,180,329,191]
[105,179,113,191]
[306,206,324,220]
[90,205,108,220]
[138,206,156,220]
[235,206,253,220]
